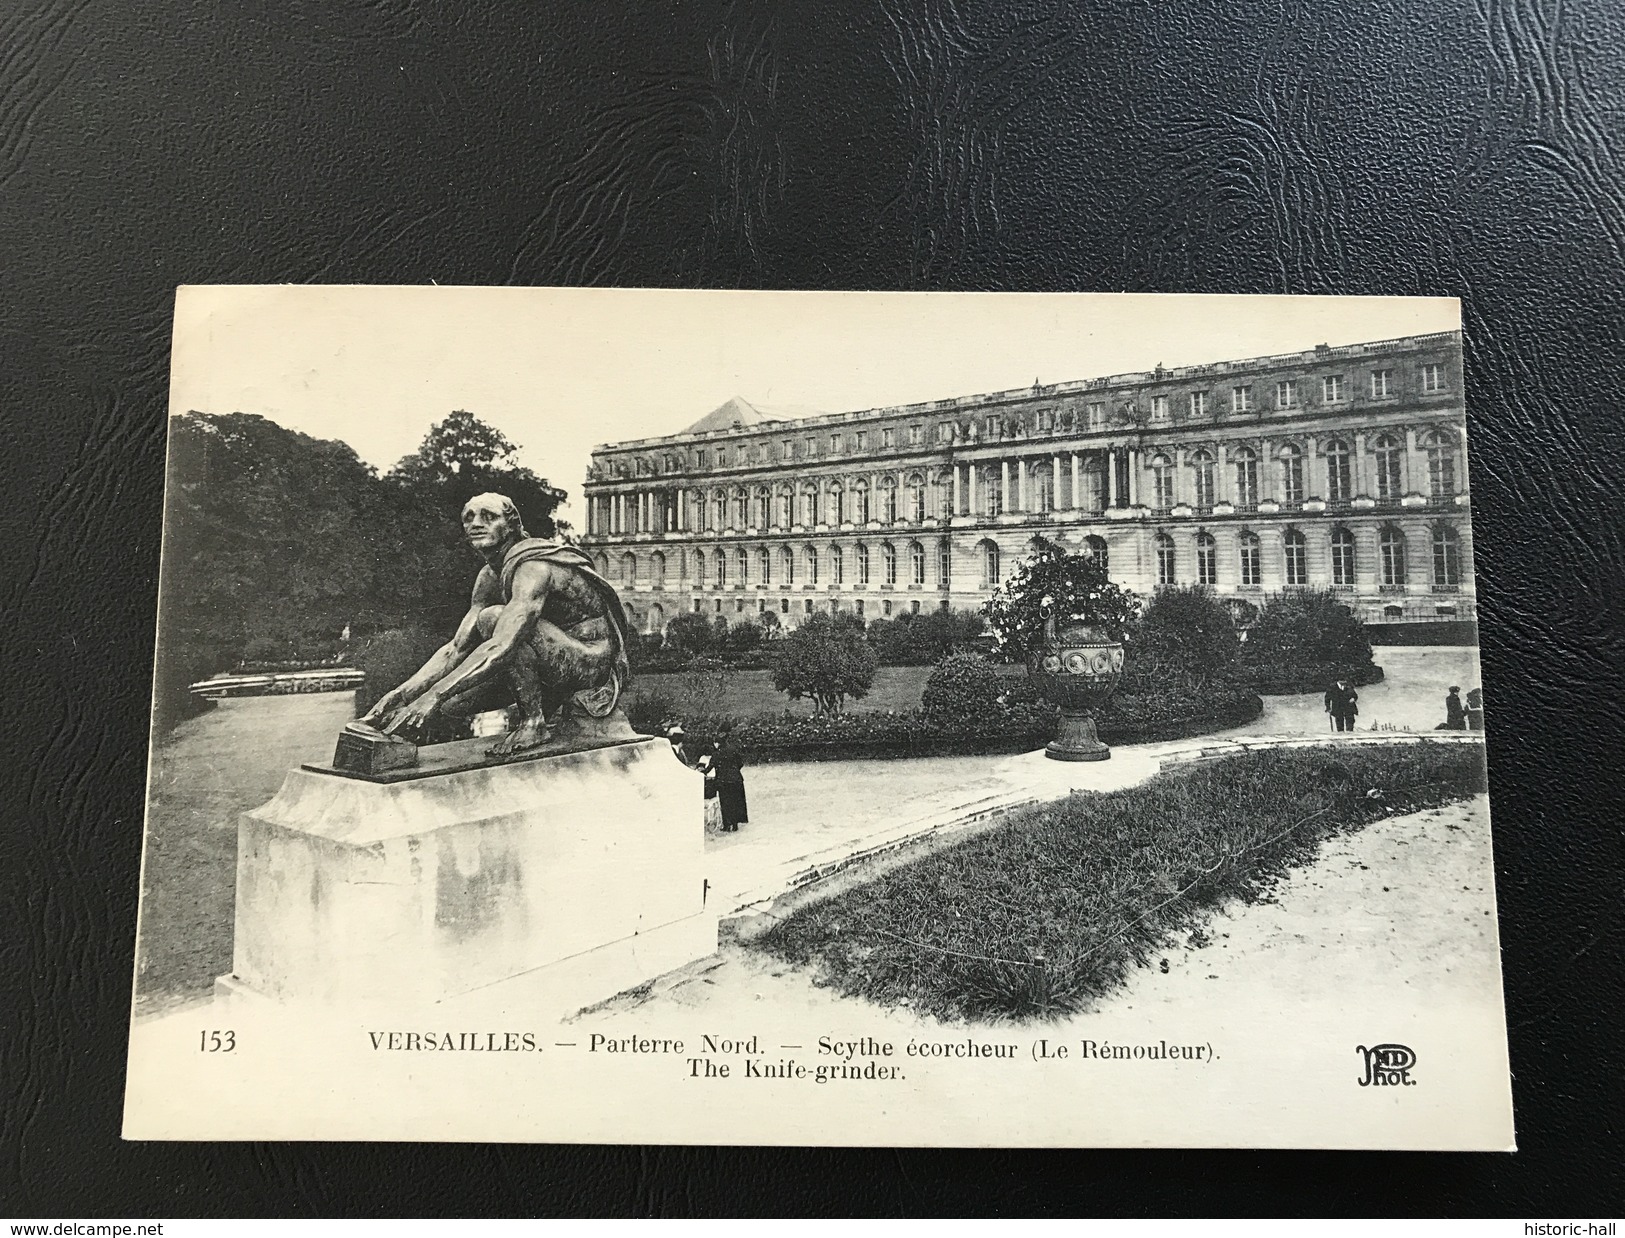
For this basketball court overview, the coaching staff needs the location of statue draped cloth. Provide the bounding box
[478,538,633,691]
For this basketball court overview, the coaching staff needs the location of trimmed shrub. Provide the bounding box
[1132,585,1241,685]
[922,653,1005,720]
[770,613,879,714]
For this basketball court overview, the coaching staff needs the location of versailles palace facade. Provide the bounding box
[579,331,1474,634]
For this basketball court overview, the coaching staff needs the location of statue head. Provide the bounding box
[462,493,528,554]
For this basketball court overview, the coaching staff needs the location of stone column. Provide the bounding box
[1404,427,1420,494]
[1259,438,1275,502]
[1070,453,1081,510]
[1107,449,1119,507]
[1001,460,1011,513]
[953,464,963,516]
[1216,444,1230,504]
[1304,437,1319,498]
[1354,432,1369,496]
[1174,447,1188,505]
[1128,449,1141,507]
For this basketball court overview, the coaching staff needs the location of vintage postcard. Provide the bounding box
[123,287,1513,1148]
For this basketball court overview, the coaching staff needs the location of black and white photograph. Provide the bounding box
[122,287,1511,1148]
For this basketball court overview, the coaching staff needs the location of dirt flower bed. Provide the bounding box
[755,743,1487,1023]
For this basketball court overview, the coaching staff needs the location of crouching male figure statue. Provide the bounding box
[361,493,632,756]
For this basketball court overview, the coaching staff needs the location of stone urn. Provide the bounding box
[1026,615,1125,762]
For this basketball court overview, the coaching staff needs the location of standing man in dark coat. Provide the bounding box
[712,721,749,832]
[1440,685,1467,730]
[1324,678,1359,732]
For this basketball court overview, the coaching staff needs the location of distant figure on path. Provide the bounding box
[1466,686,1485,731]
[1439,685,1467,730]
[712,721,749,833]
[696,743,723,832]
[1324,678,1359,732]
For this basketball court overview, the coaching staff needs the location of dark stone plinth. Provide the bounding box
[1045,709,1111,762]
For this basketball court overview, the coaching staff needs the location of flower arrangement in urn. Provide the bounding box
[983,537,1138,761]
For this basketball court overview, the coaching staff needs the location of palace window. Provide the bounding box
[854,481,872,523]
[1323,375,1346,403]
[1233,385,1254,413]
[622,553,638,584]
[856,431,869,451]
[1371,369,1392,398]
[1190,450,1216,507]
[804,436,816,457]
[732,489,748,529]
[1325,439,1352,502]
[982,541,1001,586]
[1331,527,1356,586]
[1374,434,1404,500]
[909,424,923,445]
[715,550,727,586]
[1275,380,1297,409]
[651,552,667,588]
[1033,463,1055,513]
[1156,533,1177,586]
[908,473,926,522]
[983,466,1003,517]
[695,551,708,588]
[805,598,814,614]
[909,540,926,585]
[782,440,793,461]
[710,491,725,530]
[1084,535,1108,573]
[1283,529,1307,586]
[757,546,772,584]
[778,488,793,527]
[1196,531,1217,585]
[827,484,843,524]
[1432,525,1461,586]
[753,487,770,528]
[882,428,894,448]
[880,477,898,523]
[1279,443,1305,504]
[735,547,749,584]
[882,542,897,585]
[696,449,708,469]
[1423,429,1457,496]
[937,422,953,443]
[1239,531,1261,587]
[1151,453,1176,510]
[800,486,817,526]
[1233,446,1259,508]
[938,539,952,586]
[1380,526,1407,586]
[781,545,795,584]
[1190,391,1209,417]
[716,448,727,467]
[1151,395,1170,422]
[856,543,871,584]
[855,600,865,618]
[1421,363,1445,393]
[829,433,842,453]
[1037,410,1053,433]
[804,545,819,584]
[831,545,844,584]
[1087,402,1105,429]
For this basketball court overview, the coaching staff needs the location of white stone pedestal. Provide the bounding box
[216,735,716,1012]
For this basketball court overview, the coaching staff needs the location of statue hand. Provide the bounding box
[358,691,400,729]
[383,691,441,738]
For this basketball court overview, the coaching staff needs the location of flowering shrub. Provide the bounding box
[982,537,1138,660]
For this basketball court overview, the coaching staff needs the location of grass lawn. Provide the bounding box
[628,663,1024,718]
[756,743,1488,1022]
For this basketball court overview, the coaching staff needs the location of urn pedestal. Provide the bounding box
[1027,620,1125,762]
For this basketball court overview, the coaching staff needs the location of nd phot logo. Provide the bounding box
[1356,1043,1417,1087]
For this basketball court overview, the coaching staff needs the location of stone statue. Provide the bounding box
[360,493,632,757]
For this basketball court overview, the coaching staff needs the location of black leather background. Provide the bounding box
[3,0,1623,1218]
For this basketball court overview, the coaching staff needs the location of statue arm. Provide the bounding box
[406,564,552,711]
[360,606,485,726]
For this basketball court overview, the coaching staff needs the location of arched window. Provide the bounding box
[1196,531,1217,585]
[1423,430,1457,497]
[981,540,1001,586]
[1081,458,1106,513]
[757,546,772,584]
[594,553,610,578]
[622,552,638,584]
[1084,535,1108,573]
[880,477,898,524]
[1156,533,1176,586]
[1151,453,1176,510]
[1238,531,1261,586]
[799,486,818,526]
[831,544,845,584]
[804,544,819,585]
[1283,528,1307,586]
[908,473,926,522]
[1191,450,1216,508]
[1374,435,1404,500]
[1432,524,1461,586]
[909,541,926,585]
[1233,446,1259,508]
[732,488,748,529]
[856,542,871,584]
[781,545,795,584]
[695,550,708,588]
[651,551,667,588]
[715,549,727,586]
[753,487,770,529]
[711,490,726,531]
[735,546,749,585]
[1380,525,1407,585]
[1279,443,1305,505]
[882,542,897,585]
[982,466,1003,516]
[854,481,871,524]
[1313,438,1348,503]
[827,483,844,525]
[1331,526,1356,586]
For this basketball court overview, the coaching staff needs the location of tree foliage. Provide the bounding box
[769,612,880,715]
[865,608,987,665]
[1132,585,1241,685]
[1244,589,1375,672]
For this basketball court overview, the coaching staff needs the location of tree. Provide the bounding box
[1132,585,1241,685]
[388,409,566,539]
[1245,589,1375,671]
[665,610,716,658]
[770,613,879,714]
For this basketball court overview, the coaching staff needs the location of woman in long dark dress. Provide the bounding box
[712,722,748,833]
